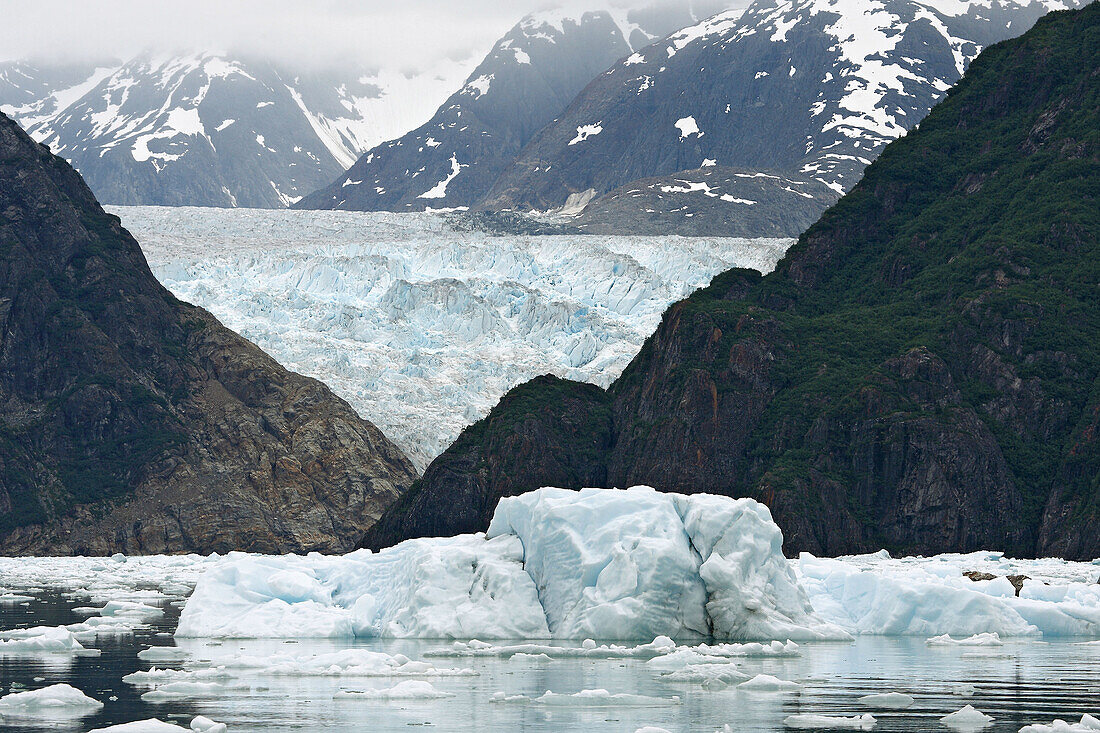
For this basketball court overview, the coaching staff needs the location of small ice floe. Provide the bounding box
[0,626,101,656]
[783,713,876,729]
[140,681,228,702]
[657,664,749,689]
[137,646,189,662]
[635,728,673,733]
[0,683,103,716]
[940,705,994,730]
[89,717,228,732]
[335,680,454,700]
[490,688,678,706]
[857,691,914,709]
[736,673,801,692]
[1018,715,1100,733]
[0,593,34,603]
[926,633,1003,647]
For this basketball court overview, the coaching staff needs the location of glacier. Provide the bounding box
[117,206,791,469]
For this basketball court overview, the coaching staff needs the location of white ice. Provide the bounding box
[0,683,103,717]
[857,691,914,709]
[334,680,453,700]
[940,704,995,730]
[118,206,791,469]
[796,552,1100,637]
[783,713,876,730]
[1019,715,1100,733]
[180,487,844,642]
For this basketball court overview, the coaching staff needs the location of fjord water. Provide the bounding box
[2,592,1098,732]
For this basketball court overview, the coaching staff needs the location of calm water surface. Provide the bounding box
[1,592,1098,732]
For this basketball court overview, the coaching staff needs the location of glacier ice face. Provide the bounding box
[117,206,791,469]
[179,486,846,642]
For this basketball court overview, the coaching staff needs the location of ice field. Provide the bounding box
[114,206,790,469]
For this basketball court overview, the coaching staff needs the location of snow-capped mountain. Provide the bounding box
[296,5,729,212]
[0,53,477,208]
[481,0,1086,217]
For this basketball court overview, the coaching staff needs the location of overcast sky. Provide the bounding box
[0,0,739,71]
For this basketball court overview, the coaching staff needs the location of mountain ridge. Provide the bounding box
[0,110,418,554]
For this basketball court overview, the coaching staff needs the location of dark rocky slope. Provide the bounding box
[0,111,417,555]
[572,166,840,237]
[363,3,1099,559]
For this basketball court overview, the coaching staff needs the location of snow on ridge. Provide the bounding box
[675,116,703,138]
[568,123,604,145]
[418,154,465,199]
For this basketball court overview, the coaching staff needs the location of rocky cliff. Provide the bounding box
[363,3,1099,559]
[0,111,417,555]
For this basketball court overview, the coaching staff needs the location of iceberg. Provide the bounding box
[1019,715,1100,733]
[179,487,846,641]
[795,552,1100,637]
[0,683,103,717]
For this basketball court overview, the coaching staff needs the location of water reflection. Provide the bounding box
[2,595,1098,732]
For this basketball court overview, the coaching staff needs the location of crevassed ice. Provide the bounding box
[115,206,791,470]
[176,487,849,641]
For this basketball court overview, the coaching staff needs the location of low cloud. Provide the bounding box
[0,0,742,72]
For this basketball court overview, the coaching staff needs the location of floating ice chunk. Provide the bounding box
[1019,715,1100,732]
[490,688,679,706]
[0,683,103,716]
[190,717,228,733]
[0,593,34,603]
[635,728,673,733]
[927,633,1003,647]
[857,691,914,709]
[99,600,164,618]
[657,664,749,688]
[140,681,226,702]
[0,626,100,656]
[124,668,234,685]
[737,673,801,692]
[334,680,454,700]
[90,720,190,732]
[940,704,995,730]
[137,646,189,662]
[784,713,876,729]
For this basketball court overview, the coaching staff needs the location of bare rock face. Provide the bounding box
[0,111,417,555]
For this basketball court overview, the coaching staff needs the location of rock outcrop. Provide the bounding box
[0,111,417,554]
[363,3,1099,559]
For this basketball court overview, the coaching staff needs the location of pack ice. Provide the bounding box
[177,487,848,641]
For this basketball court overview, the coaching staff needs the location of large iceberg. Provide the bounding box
[178,486,847,641]
[176,486,1100,641]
